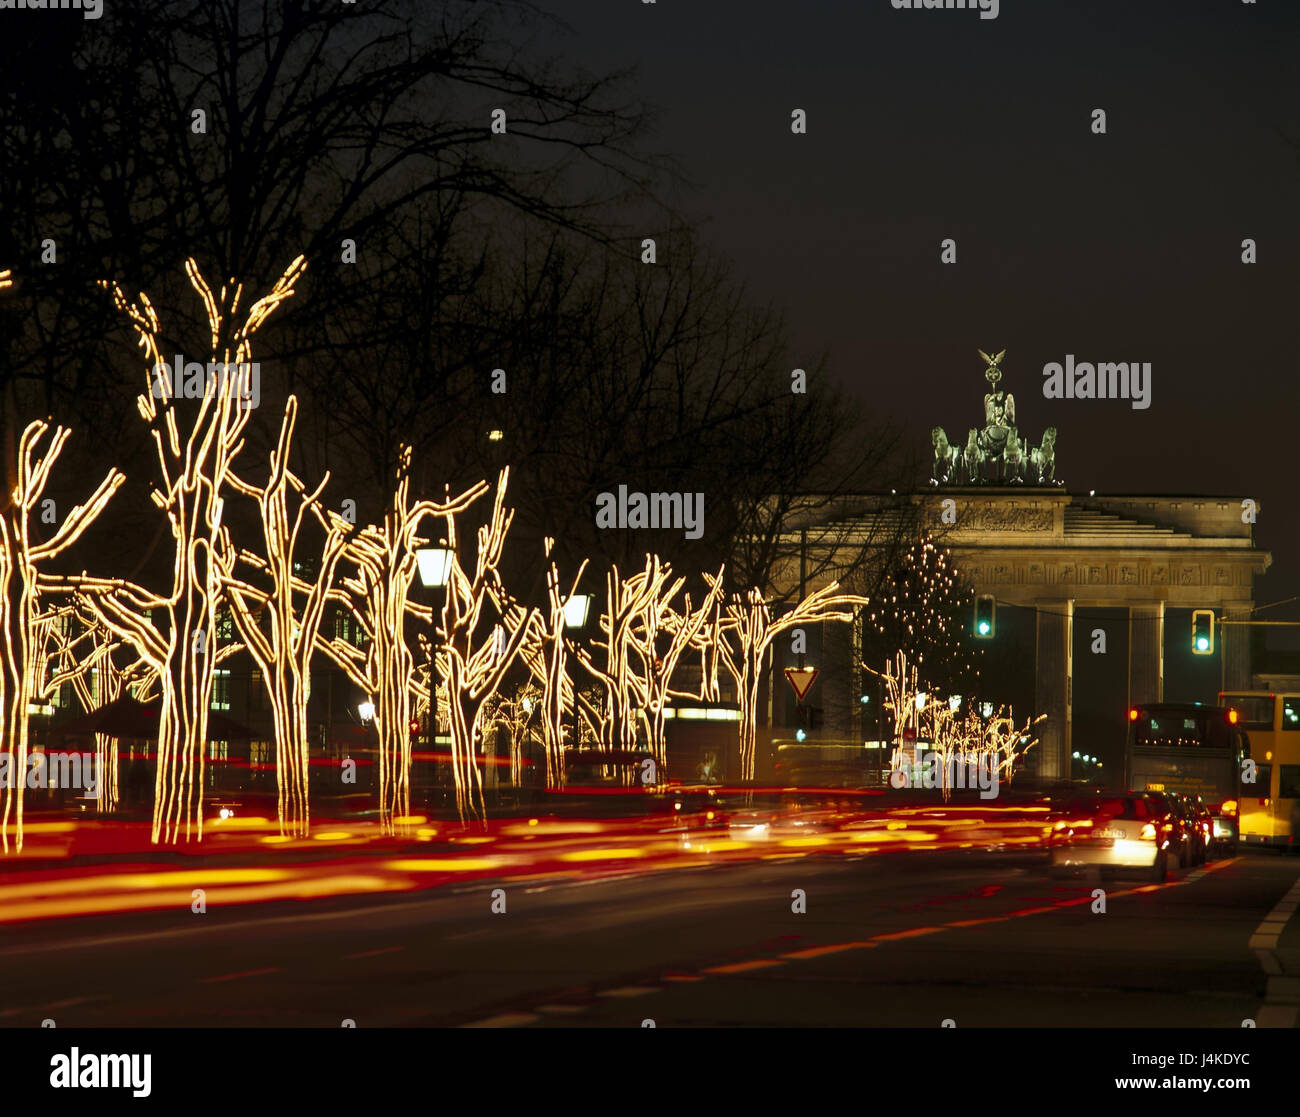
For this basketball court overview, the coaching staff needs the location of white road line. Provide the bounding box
[1251,867,1300,1028]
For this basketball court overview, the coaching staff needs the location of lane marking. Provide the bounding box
[461,1012,539,1028]
[703,959,786,974]
[780,942,876,960]
[343,946,405,959]
[199,966,281,983]
[1250,866,1300,1028]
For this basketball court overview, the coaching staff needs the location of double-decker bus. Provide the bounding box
[1125,703,1248,854]
[1219,691,1300,852]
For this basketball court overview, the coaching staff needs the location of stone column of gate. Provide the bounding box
[1034,600,1074,779]
[1128,602,1165,708]
[822,618,854,741]
[1220,602,1254,693]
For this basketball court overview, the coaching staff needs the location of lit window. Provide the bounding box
[211,669,231,711]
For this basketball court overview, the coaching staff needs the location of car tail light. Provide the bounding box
[1220,800,1237,816]
[1140,823,1156,840]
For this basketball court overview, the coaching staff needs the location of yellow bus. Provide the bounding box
[1219,691,1300,852]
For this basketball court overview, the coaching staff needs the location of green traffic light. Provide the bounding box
[977,621,990,635]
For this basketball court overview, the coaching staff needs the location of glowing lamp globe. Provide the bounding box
[563,593,593,630]
[416,547,454,588]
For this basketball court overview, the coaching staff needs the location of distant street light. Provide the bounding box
[562,592,593,748]
[358,700,375,723]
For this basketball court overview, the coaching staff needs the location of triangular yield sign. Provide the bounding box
[784,666,819,701]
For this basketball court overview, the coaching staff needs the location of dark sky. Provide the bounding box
[540,0,1300,620]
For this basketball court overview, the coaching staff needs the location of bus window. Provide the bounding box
[1279,766,1300,799]
[1225,696,1275,730]
[1283,698,1300,730]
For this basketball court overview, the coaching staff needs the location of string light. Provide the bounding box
[1,418,125,854]
[702,576,868,782]
[427,469,539,823]
[71,257,305,845]
[219,394,356,837]
[323,448,488,833]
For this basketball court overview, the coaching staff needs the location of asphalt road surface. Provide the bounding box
[2,851,1297,1028]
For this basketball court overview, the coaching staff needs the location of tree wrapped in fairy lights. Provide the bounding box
[45,604,158,815]
[570,556,676,762]
[866,650,1043,798]
[323,447,487,833]
[219,395,355,837]
[1,419,124,853]
[427,469,539,823]
[702,574,868,782]
[73,258,304,845]
[864,533,980,698]
[514,538,587,789]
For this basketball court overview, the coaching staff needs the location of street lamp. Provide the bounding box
[563,593,592,630]
[416,546,455,804]
[416,547,454,589]
[358,700,375,723]
[563,593,593,749]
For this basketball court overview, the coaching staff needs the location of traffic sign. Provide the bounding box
[784,666,819,701]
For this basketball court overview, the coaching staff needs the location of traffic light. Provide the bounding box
[974,594,996,639]
[1191,609,1214,655]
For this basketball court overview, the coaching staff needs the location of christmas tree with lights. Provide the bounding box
[863,534,981,699]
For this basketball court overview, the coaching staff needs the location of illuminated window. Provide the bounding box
[334,611,364,647]
[250,669,265,710]
[1283,699,1300,730]
[211,669,231,711]
[216,610,234,640]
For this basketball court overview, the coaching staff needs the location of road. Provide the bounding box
[3,848,1297,1028]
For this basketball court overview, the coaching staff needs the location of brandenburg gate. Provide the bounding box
[766,351,1271,781]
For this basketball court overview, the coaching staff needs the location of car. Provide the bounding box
[1049,793,1172,881]
[1175,794,1212,865]
[1144,790,1193,869]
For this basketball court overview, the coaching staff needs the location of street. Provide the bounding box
[4,847,1296,1029]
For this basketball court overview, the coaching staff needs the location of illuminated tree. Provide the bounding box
[865,651,1044,798]
[77,257,303,845]
[429,469,539,823]
[514,539,587,789]
[864,534,980,696]
[46,605,158,814]
[0,420,124,853]
[700,574,868,782]
[632,565,726,768]
[219,395,354,837]
[571,556,676,761]
[323,448,487,832]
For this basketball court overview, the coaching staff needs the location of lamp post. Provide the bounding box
[562,592,593,755]
[416,546,454,805]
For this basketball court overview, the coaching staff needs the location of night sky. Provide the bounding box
[541,0,1300,623]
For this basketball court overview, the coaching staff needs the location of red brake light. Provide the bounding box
[1128,708,1140,722]
[1227,709,1239,725]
